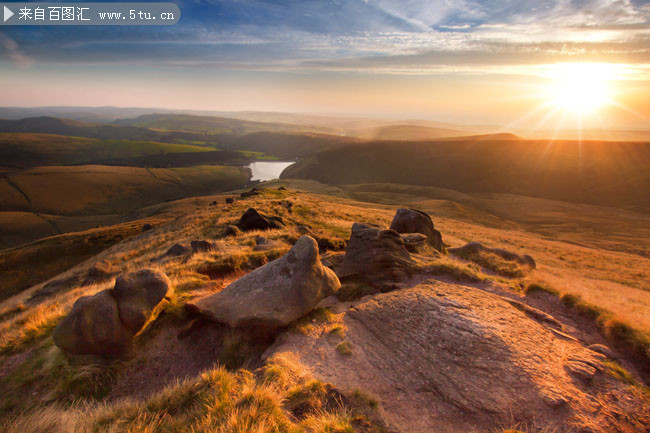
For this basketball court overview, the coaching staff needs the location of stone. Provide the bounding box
[237,208,285,231]
[164,243,190,257]
[188,236,340,328]
[191,240,217,253]
[113,269,173,333]
[85,260,119,284]
[389,208,444,252]
[53,289,132,357]
[226,197,235,204]
[449,242,536,268]
[142,223,153,232]
[338,223,416,285]
[588,344,616,359]
[400,233,428,253]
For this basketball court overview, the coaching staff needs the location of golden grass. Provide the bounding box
[1,185,649,430]
[1,355,385,433]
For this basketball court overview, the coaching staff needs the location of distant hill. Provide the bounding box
[0,133,222,168]
[351,124,467,140]
[227,131,359,159]
[113,113,322,135]
[281,134,650,211]
[0,117,228,144]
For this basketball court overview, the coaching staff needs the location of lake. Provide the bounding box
[248,161,295,182]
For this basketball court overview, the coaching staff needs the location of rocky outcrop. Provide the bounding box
[338,223,415,286]
[449,241,536,268]
[113,269,173,333]
[188,236,340,329]
[237,208,285,231]
[389,208,444,252]
[53,269,173,358]
[266,281,624,433]
[53,289,132,357]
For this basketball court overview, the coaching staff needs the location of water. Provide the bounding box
[248,161,295,182]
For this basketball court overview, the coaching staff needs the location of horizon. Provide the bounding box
[1,0,649,130]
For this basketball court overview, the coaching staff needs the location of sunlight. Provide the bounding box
[545,63,618,116]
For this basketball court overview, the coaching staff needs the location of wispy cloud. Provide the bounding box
[1,0,649,74]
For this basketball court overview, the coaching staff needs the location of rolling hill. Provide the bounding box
[281,134,650,211]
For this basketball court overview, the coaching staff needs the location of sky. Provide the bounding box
[1,0,650,128]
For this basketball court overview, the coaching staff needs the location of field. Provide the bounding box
[0,165,250,248]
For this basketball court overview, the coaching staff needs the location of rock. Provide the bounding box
[209,201,217,206]
[297,225,316,236]
[588,344,616,359]
[389,208,444,252]
[565,359,597,383]
[253,236,283,251]
[400,233,428,253]
[266,281,612,432]
[237,208,285,231]
[188,236,340,328]
[226,197,235,204]
[113,269,173,333]
[449,242,536,268]
[191,240,217,253]
[223,224,241,237]
[53,289,132,357]
[164,243,190,257]
[240,188,263,198]
[338,223,415,286]
[85,260,118,283]
[142,223,153,232]
[278,186,287,191]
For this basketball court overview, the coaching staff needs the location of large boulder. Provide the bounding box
[188,236,340,328]
[53,289,132,357]
[237,208,285,231]
[54,269,173,358]
[389,208,444,252]
[113,269,173,333]
[338,223,416,286]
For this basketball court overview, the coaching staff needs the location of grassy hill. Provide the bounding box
[0,165,250,248]
[112,113,318,135]
[0,133,217,168]
[0,187,648,433]
[282,134,650,211]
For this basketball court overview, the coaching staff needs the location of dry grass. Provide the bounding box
[1,184,650,430]
[1,354,385,433]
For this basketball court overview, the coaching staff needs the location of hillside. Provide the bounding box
[0,165,250,248]
[0,133,218,168]
[282,135,650,211]
[0,187,648,433]
[113,113,321,135]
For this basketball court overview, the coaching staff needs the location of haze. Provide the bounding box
[1,0,650,130]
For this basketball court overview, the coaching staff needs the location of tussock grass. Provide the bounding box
[451,247,527,278]
[2,356,386,433]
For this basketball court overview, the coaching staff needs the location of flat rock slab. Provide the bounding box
[265,281,644,433]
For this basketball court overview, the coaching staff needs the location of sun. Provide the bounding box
[545,63,616,116]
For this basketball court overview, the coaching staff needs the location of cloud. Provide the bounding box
[0,0,648,73]
[0,33,32,67]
